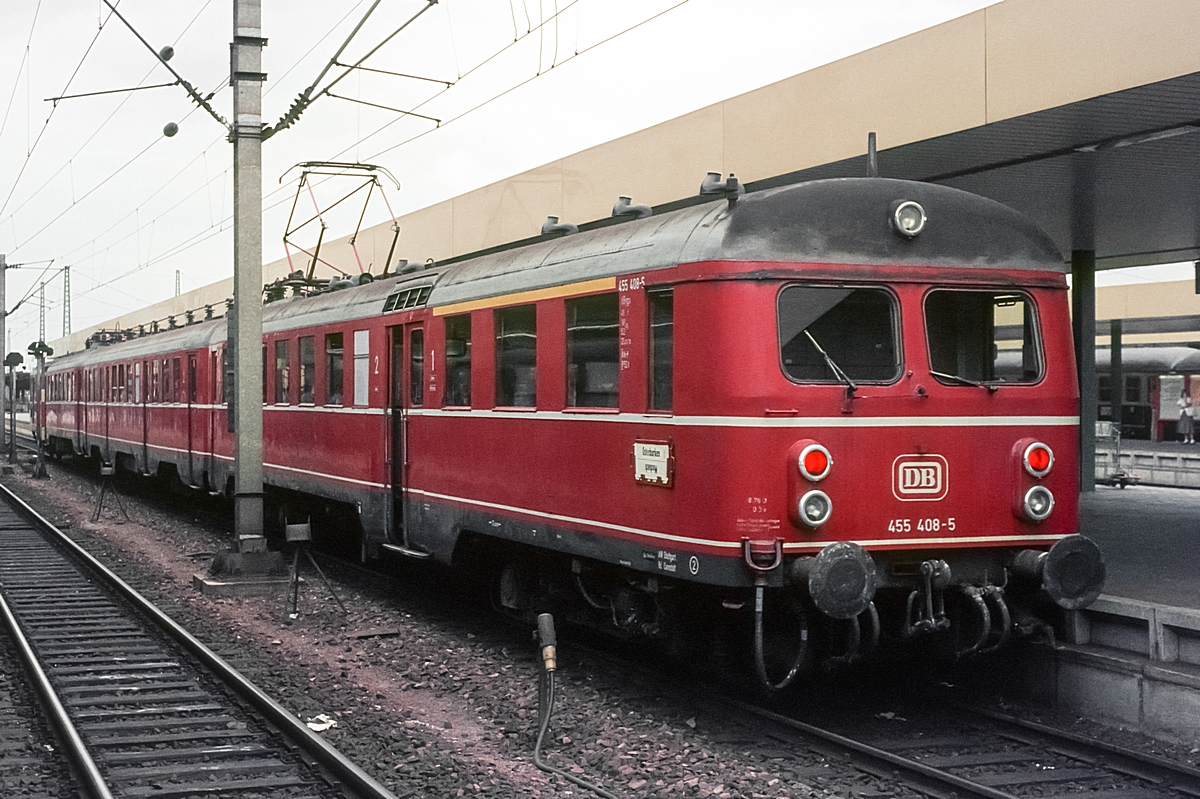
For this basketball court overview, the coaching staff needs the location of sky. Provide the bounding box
[0,0,1031,349]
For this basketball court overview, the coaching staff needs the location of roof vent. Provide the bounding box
[700,172,744,197]
[612,196,652,219]
[541,216,578,237]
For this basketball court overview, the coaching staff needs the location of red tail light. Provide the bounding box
[1023,442,1053,478]
[799,443,832,482]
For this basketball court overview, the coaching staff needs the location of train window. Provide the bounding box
[444,315,471,407]
[325,333,344,405]
[566,294,618,408]
[495,305,537,407]
[275,339,291,404]
[118,364,126,402]
[189,356,197,403]
[151,361,159,403]
[409,328,424,407]
[299,337,315,404]
[925,290,1042,385]
[172,358,181,403]
[353,330,369,406]
[649,290,673,411]
[778,286,900,383]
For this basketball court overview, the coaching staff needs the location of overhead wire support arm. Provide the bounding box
[45,81,181,106]
[263,0,439,140]
[323,94,441,126]
[331,62,453,87]
[99,0,228,128]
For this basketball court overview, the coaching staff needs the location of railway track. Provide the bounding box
[0,482,396,799]
[727,695,1200,799]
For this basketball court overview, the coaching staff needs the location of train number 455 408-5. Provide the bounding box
[888,517,956,533]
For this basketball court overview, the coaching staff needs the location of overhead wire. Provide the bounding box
[0,0,119,219]
[84,0,689,292]
[359,0,693,163]
[20,0,372,271]
[24,0,693,324]
[0,1,41,149]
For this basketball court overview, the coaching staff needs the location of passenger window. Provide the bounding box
[275,339,291,403]
[353,330,369,406]
[649,290,673,411]
[172,358,181,403]
[495,305,536,407]
[299,336,315,404]
[777,286,900,383]
[409,329,424,407]
[188,356,198,403]
[325,333,344,405]
[444,315,471,407]
[566,294,618,408]
[926,290,1042,385]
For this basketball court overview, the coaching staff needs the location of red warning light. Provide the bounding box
[798,444,832,481]
[1023,442,1053,477]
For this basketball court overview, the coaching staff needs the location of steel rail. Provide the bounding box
[0,589,114,799]
[0,482,398,799]
[725,698,1020,799]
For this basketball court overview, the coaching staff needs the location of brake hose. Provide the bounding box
[753,583,807,692]
[532,614,620,799]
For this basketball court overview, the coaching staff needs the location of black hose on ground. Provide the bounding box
[532,614,620,799]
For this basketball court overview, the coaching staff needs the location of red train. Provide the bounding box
[42,176,1104,689]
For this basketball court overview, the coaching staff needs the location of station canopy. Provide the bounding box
[756,71,1200,271]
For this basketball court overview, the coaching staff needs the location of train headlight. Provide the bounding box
[1023,442,1054,478]
[1022,485,1054,522]
[798,443,832,482]
[891,200,926,238]
[798,490,832,527]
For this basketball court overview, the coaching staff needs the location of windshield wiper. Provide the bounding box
[930,370,998,392]
[804,331,858,412]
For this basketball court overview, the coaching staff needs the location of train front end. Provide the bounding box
[681,179,1104,684]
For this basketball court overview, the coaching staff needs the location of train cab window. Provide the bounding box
[444,315,471,407]
[409,329,424,407]
[649,290,673,411]
[925,290,1042,385]
[275,339,291,404]
[778,286,900,383]
[325,333,344,405]
[495,305,536,407]
[299,336,315,404]
[566,294,618,408]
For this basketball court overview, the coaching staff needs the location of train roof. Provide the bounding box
[49,178,1064,369]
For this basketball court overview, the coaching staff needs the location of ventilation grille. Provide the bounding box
[383,285,432,313]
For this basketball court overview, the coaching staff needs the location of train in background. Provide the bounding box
[40,174,1105,690]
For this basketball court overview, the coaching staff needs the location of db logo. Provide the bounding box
[892,454,948,501]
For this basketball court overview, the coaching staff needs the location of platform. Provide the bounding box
[1094,436,1200,488]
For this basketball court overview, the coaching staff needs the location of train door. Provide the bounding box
[388,323,426,555]
[187,353,200,487]
[74,370,83,453]
[140,361,149,473]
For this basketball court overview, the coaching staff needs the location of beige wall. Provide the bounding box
[52,0,1200,355]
